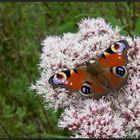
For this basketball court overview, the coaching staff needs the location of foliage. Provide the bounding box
[0,2,139,138]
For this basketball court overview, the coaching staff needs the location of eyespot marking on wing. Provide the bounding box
[79,82,93,97]
[110,66,127,78]
[49,72,67,86]
[111,40,128,53]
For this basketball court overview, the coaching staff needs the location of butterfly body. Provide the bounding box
[49,40,129,98]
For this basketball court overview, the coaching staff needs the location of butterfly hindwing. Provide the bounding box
[98,40,129,90]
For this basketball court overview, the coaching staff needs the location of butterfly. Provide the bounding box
[49,40,129,98]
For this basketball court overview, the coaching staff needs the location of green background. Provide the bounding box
[0,2,139,138]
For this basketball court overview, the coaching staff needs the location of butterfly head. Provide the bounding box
[111,40,128,53]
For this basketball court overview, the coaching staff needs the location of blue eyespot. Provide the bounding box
[111,41,127,53]
[115,66,126,77]
[79,82,92,96]
[52,77,63,85]
[52,72,67,85]
[117,42,126,52]
[81,86,91,94]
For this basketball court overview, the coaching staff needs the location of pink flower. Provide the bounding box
[31,17,140,138]
[58,99,126,138]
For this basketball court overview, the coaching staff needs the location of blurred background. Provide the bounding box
[0,2,140,138]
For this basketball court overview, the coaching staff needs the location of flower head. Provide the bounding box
[58,98,126,138]
[31,17,140,137]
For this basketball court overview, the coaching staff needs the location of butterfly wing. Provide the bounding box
[49,65,110,97]
[98,40,129,67]
[49,67,87,92]
[79,40,129,97]
[98,40,129,90]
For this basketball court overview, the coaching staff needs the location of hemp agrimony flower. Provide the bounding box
[31,17,140,138]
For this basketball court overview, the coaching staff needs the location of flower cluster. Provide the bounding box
[31,17,140,138]
[58,98,125,138]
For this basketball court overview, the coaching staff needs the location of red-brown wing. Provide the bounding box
[49,67,87,92]
[97,40,129,67]
[96,40,129,90]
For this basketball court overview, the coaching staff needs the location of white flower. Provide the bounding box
[58,98,126,138]
[31,17,140,137]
